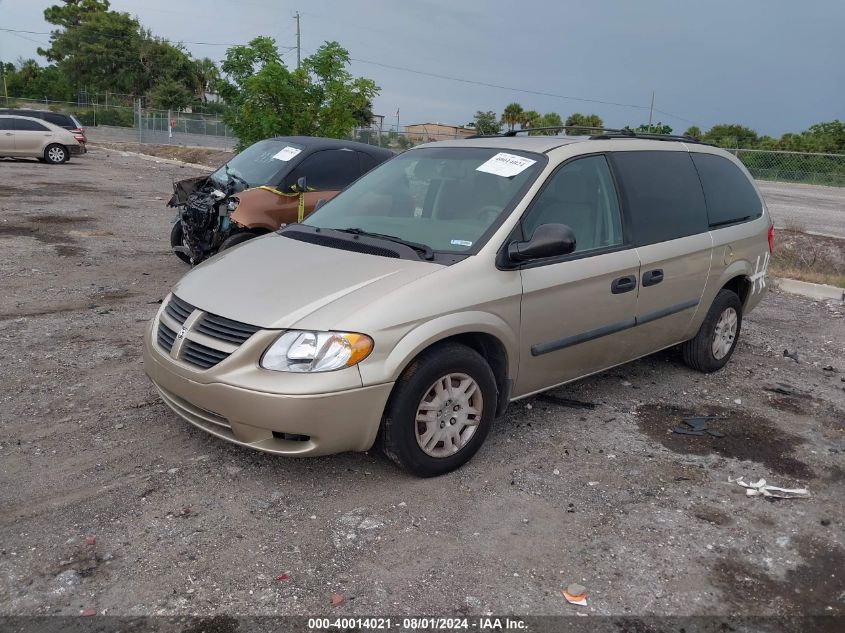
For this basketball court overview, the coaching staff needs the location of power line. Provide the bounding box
[0,27,295,48]
[347,55,697,125]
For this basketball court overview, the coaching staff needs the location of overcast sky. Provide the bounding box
[1,0,843,135]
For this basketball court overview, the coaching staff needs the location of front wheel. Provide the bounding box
[44,144,68,164]
[681,289,743,373]
[169,222,191,264]
[380,342,497,477]
[218,231,259,253]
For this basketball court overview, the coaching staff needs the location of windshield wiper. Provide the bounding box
[336,228,434,261]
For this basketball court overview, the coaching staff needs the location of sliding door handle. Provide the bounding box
[611,275,637,294]
[642,269,664,287]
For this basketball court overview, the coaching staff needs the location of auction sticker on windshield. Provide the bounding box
[476,153,536,178]
[272,146,303,161]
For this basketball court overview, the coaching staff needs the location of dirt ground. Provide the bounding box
[1,148,844,622]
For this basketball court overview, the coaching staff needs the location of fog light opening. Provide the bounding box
[272,432,311,442]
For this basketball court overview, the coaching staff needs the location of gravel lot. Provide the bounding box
[1,148,844,621]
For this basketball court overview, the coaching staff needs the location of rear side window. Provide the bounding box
[691,153,762,227]
[43,112,70,127]
[611,151,708,246]
[0,117,13,131]
[14,119,49,132]
[286,149,360,191]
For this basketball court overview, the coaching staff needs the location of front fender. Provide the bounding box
[358,311,519,386]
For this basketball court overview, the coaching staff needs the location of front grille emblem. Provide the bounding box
[177,326,188,340]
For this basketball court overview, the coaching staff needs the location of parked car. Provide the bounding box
[144,130,773,476]
[0,108,87,150]
[0,114,85,164]
[168,136,394,264]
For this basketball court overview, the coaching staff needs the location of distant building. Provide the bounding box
[404,122,476,142]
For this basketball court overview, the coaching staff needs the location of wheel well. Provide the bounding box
[722,276,752,308]
[422,332,510,416]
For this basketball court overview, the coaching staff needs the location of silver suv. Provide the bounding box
[144,129,773,477]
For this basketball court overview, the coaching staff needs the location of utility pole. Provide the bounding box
[295,11,301,70]
[0,61,7,105]
[647,91,655,133]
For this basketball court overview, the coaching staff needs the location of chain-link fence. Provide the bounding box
[725,148,845,187]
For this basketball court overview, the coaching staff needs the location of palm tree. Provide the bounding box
[193,57,220,102]
[565,112,604,135]
[520,110,541,130]
[501,102,523,132]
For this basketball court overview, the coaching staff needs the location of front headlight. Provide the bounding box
[260,330,374,373]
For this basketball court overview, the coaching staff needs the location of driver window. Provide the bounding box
[521,155,623,253]
[285,150,360,191]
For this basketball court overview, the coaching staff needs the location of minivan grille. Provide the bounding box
[182,340,231,369]
[165,295,194,324]
[195,313,260,345]
[157,322,177,353]
[158,295,261,370]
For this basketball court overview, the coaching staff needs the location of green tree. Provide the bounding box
[703,124,758,148]
[41,8,146,93]
[193,57,220,102]
[565,112,604,135]
[470,110,500,135]
[683,125,702,139]
[501,102,523,132]
[219,38,379,149]
[147,78,193,110]
[520,109,541,130]
[533,112,563,135]
[634,122,672,134]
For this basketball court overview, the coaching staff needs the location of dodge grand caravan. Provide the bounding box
[144,130,773,477]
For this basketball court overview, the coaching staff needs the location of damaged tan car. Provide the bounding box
[168,137,393,264]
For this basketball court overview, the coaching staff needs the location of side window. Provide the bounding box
[43,113,67,127]
[357,151,380,175]
[611,151,708,246]
[14,119,49,132]
[286,150,360,191]
[0,117,13,131]
[521,155,623,254]
[691,153,762,227]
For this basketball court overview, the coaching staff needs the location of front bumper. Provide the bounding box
[143,322,393,456]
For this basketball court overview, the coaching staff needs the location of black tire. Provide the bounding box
[381,342,497,477]
[218,231,258,252]
[681,289,743,373]
[44,144,68,164]
[169,222,191,264]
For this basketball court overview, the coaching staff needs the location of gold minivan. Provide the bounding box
[144,130,773,476]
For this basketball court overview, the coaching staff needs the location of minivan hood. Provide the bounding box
[171,233,443,329]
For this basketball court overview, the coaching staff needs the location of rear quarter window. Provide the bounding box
[43,113,71,127]
[611,150,709,246]
[691,153,762,227]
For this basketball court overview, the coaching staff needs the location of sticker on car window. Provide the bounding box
[450,239,473,247]
[476,153,536,178]
[272,146,302,161]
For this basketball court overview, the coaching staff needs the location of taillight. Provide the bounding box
[768,224,774,253]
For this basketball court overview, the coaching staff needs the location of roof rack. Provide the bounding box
[468,125,704,144]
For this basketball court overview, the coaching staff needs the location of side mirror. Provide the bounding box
[507,223,576,262]
[314,198,327,211]
[290,176,307,193]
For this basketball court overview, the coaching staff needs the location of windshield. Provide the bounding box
[209,139,304,189]
[303,147,543,253]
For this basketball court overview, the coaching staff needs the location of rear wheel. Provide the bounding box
[681,289,743,373]
[44,144,68,164]
[169,222,191,264]
[381,343,497,477]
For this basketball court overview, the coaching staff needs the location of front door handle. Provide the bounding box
[642,269,664,287]
[611,275,637,294]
